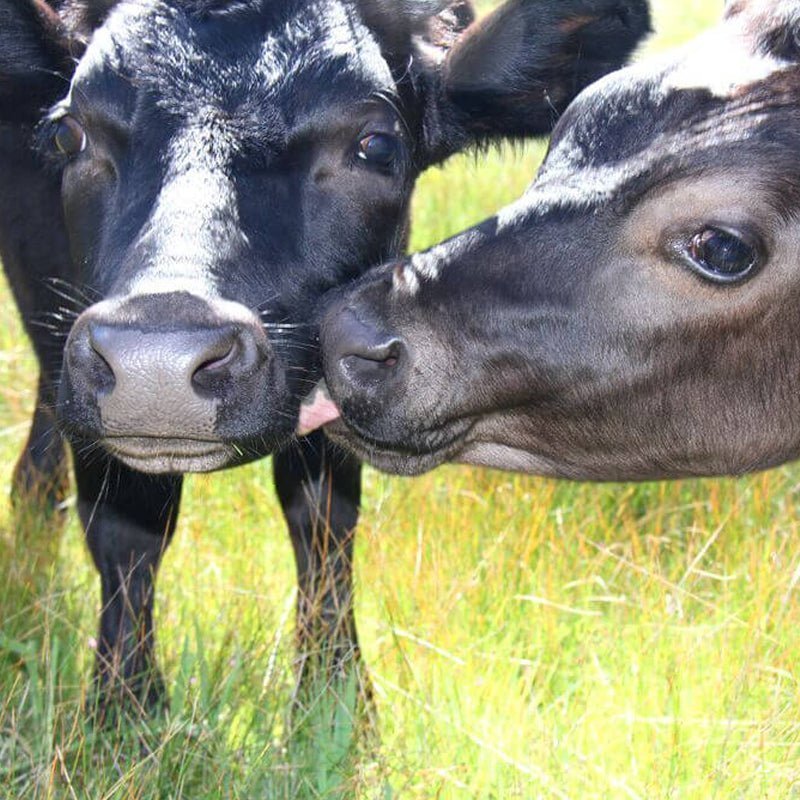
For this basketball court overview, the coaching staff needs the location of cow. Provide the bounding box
[0,0,651,716]
[311,0,800,487]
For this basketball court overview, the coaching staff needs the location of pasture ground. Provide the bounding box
[3,1,800,797]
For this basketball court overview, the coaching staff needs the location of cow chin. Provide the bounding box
[323,415,473,476]
[102,436,239,474]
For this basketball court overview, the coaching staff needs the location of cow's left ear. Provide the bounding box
[0,0,75,124]
[421,0,651,164]
[360,0,474,60]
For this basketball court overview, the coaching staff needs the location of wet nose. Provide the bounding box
[65,304,267,439]
[87,323,261,397]
[325,307,406,391]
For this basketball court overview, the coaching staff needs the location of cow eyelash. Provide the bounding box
[370,89,412,141]
[35,117,63,164]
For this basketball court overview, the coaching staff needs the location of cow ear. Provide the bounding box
[411,1,475,63]
[422,0,652,164]
[70,0,120,34]
[360,0,474,58]
[0,0,76,124]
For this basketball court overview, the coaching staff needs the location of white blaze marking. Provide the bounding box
[404,230,486,289]
[392,263,420,295]
[494,99,775,234]
[70,0,391,127]
[497,0,798,230]
[254,0,391,89]
[127,123,239,297]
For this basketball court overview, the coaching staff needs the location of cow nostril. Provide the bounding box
[191,339,240,393]
[350,337,403,365]
[327,308,407,387]
[193,341,237,376]
[372,341,402,369]
[340,338,406,386]
[190,327,264,395]
[85,325,117,395]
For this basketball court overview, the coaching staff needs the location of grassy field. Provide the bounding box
[4,0,800,797]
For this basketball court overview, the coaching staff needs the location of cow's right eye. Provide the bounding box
[686,227,758,283]
[54,115,87,158]
[357,133,399,172]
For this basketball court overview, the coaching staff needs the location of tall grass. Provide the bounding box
[4,0,800,797]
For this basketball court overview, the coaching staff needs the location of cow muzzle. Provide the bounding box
[59,291,271,473]
[321,306,408,413]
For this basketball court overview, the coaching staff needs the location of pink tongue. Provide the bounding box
[297,385,341,436]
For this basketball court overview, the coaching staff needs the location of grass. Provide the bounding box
[4,0,800,797]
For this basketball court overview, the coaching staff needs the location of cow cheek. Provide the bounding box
[62,161,115,279]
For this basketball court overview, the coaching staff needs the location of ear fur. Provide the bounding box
[422,0,652,163]
[412,1,475,65]
[0,0,121,125]
[0,0,75,124]
[358,0,474,58]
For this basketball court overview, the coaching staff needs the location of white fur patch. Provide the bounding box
[405,230,486,288]
[126,123,239,297]
[418,1,798,282]
[254,0,391,89]
[495,98,776,234]
[665,19,788,97]
[73,0,391,112]
[493,0,796,232]
[392,263,420,295]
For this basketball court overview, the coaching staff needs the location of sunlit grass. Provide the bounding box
[4,0,800,797]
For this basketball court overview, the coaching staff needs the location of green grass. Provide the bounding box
[4,1,800,797]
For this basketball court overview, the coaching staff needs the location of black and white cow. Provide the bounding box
[314,0,800,482]
[0,0,651,713]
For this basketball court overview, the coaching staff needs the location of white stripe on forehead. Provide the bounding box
[404,230,486,290]
[126,123,241,297]
[726,0,800,24]
[69,0,392,299]
[507,101,776,222]
[501,10,794,224]
[71,0,391,108]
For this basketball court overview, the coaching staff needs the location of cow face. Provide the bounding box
[48,0,422,474]
[317,0,800,480]
[1,0,650,473]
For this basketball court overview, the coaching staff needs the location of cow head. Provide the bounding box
[1,0,650,473]
[316,0,800,480]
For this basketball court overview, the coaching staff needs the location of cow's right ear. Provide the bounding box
[421,0,651,165]
[0,0,75,125]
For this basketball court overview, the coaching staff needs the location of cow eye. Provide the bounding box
[357,133,399,171]
[686,227,758,283]
[53,115,87,158]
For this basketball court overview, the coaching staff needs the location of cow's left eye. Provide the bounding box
[357,133,399,171]
[686,227,758,283]
[53,115,87,158]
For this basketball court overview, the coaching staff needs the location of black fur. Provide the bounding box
[423,0,651,162]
